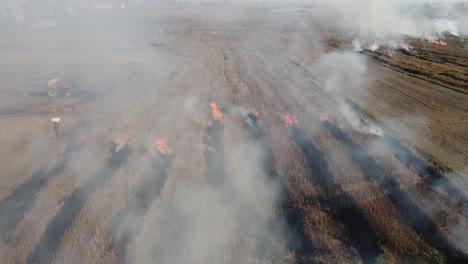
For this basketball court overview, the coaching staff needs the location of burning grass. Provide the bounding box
[153,138,172,155]
[209,101,224,123]
[326,35,468,93]
[203,101,227,184]
[109,153,174,263]
[1,7,467,264]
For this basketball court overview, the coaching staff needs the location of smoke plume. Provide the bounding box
[323,0,463,50]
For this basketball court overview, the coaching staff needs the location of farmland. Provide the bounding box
[0,5,467,264]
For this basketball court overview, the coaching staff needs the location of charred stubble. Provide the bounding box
[241,113,296,260]
[382,135,468,217]
[323,121,468,262]
[110,154,174,264]
[204,121,226,185]
[243,113,315,257]
[0,143,83,243]
[290,125,382,263]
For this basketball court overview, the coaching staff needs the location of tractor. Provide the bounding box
[46,79,76,97]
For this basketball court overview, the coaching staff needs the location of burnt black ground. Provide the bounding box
[323,121,468,263]
[1,7,467,263]
[204,121,226,185]
[113,154,173,264]
[291,125,382,263]
[239,113,290,261]
[382,135,468,217]
[241,112,315,258]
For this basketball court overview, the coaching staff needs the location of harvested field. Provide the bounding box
[0,4,467,264]
[327,35,468,93]
[109,154,173,263]
[28,145,131,264]
[0,142,83,243]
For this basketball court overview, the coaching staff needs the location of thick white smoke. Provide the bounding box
[133,141,285,264]
[323,0,462,50]
[313,51,367,93]
[331,0,458,36]
[311,50,384,136]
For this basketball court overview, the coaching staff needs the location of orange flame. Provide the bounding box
[250,109,259,119]
[320,115,328,122]
[210,102,223,122]
[284,113,299,127]
[432,39,448,46]
[114,134,129,146]
[154,138,171,155]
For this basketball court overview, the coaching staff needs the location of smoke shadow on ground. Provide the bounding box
[290,125,382,263]
[27,145,131,264]
[382,135,468,217]
[109,154,174,264]
[242,113,278,182]
[240,113,296,260]
[344,99,467,216]
[323,121,468,262]
[0,142,83,243]
[241,113,315,258]
[203,121,225,185]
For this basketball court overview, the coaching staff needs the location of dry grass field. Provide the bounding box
[0,5,467,264]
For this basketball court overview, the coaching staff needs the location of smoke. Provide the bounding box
[133,139,285,263]
[322,0,464,50]
[309,14,468,257]
[333,0,459,36]
[310,50,385,137]
[339,103,384,137]
[439,173,468,253]
[2,1,467,263]
[313,51,367,93]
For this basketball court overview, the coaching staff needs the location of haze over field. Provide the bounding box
[0,1,467,264]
